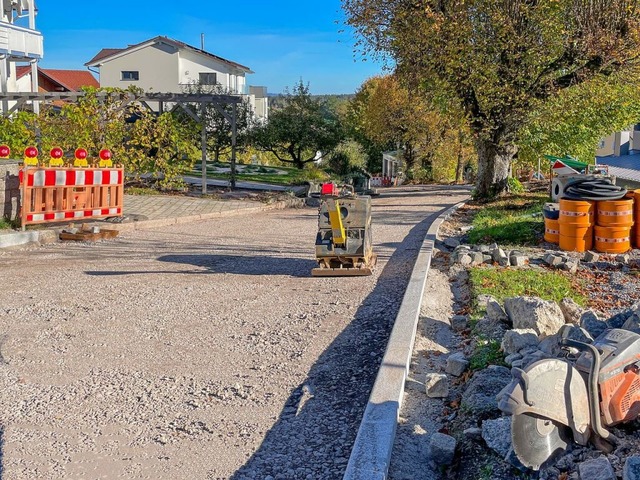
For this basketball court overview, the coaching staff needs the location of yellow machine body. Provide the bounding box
[312,189,376,277]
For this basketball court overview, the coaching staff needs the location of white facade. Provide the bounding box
[597,126,640,157]
[86,36,268,121]
[0,0,42,110]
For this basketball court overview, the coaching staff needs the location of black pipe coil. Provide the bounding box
[562,178,627,201]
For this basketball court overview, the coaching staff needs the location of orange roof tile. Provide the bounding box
[13,66,99,91]
[40,69,99,91]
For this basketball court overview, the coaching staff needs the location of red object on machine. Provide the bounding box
[321,183,338,196]
[50,147,63,159]
[75,148,88,160]
[99,149,112,160]
[0,145,10,158]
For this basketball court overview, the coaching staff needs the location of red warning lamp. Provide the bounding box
[24,146,38,158]
[99,149,112,161]
[23,146,38,166]
[74,148,88,160]
[0,145,9,158]
[50,147,64,159]
[98,148,113,167]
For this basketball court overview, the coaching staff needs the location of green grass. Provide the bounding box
[0,218,12,230]
[469,268,587,315]
[125,187,162,196]
[191,163,313,186]
[469,338,506,370]
[467,192,548,246]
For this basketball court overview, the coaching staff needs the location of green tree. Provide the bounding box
[250,80,344,169]
[127,111,199,187]
[38,87,134,159]
[344,0,640,199]
[346,74,475,182]
[180,83,255,162]
[0,111,37,154]
[326,140,367,176]
[519,73,640,166]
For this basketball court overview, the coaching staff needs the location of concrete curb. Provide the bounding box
[0,199,302,249]
[98,199,302,233]
[343,201,466,480]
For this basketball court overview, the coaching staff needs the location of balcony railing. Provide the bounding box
[0,21,43,59]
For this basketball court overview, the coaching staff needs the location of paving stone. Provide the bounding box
[504,352,522,366]
[461,366,511,416]
[444,237,461,249]
[580,311,607,339]
[445,352,469,377]
[450,315,469,332]
[582,251,600,263]
[622,314,640,334]
[457,254,473,266]
[504,296,565,338]
[486,299,509,324]
[578,456,615,480]
[544,253,564,267]
[481,417,511,458]
[624,456,640,480]
[509,253,528,267]
[617,254,631,264]
[560,298,585,325]
[501,329,539,355]
[424,373,449,398]
[429,433,457,466]
[561,260,578,273]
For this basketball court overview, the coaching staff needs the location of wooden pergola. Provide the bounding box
[0,91,242,191]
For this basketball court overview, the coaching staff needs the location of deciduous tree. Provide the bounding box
[250,80,343,169]
[344,0,640,198]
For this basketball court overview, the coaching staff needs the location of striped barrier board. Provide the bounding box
[20,166,124,228]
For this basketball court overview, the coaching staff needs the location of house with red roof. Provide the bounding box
[15,66,99,92]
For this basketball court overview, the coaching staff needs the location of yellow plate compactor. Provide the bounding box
[311,183,376,277]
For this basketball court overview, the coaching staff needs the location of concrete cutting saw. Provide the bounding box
[311,183,376,277]
[498,327,640,470]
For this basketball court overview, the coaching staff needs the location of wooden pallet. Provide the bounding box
[59,227,119,242]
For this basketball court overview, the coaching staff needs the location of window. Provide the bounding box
[199,72,217,85]
[121,71,139,81]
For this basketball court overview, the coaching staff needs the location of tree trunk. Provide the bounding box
[455,131,464,184]
[474,138,517,199]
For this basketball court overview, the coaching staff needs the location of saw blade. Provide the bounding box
[511,413,570,471]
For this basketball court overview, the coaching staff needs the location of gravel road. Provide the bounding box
[0,185,469,479]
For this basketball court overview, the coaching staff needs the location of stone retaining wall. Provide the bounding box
[0,160,20,222]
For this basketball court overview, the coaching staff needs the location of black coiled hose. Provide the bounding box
[562,178,627,201]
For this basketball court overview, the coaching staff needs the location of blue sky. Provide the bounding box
[31,0,385,95]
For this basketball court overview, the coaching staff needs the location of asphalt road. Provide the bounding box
[0,185,470,479]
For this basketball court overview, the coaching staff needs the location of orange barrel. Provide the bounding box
[634,190,640,247]
[559,199,594,252]
[559,225,593,252]
[594,225,631,254]
[559,199,595,225]
[544,218,559,244]
[596,199,634,227]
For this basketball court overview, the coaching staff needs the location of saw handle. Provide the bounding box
[560,337,617,444]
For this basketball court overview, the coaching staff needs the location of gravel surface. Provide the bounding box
[0,185,469,479]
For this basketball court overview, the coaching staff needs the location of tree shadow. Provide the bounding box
[229,207,448,480]
[86,254,318,278]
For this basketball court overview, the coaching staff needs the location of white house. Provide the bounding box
[0,0,43,111]
[597,125,640,157]
[85,36,268,121]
